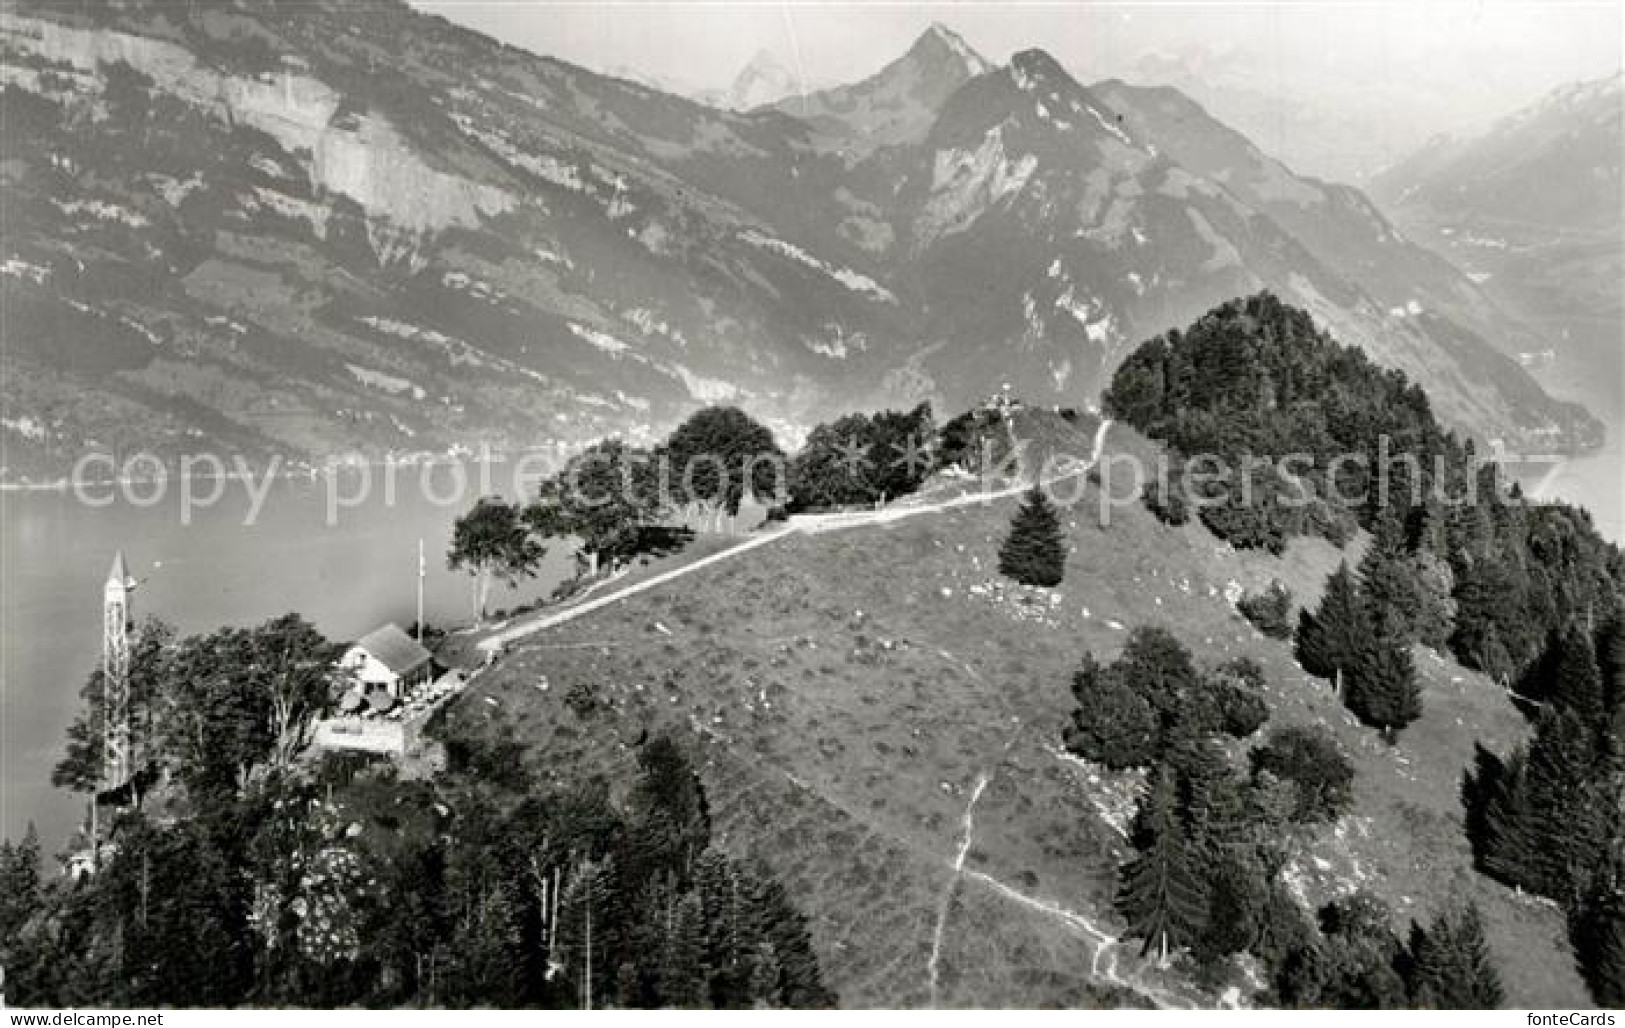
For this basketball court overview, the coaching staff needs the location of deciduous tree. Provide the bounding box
[449,496,545,620]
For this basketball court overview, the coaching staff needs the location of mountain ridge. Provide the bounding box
[0,0,1598,485]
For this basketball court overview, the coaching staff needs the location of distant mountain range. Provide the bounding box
[1374,74,1622,234]
[692,49,818,112]
[1372,73,1623,417]
[0,1,1598,482]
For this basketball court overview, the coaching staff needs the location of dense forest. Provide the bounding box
[1104,293,1625,1003]
[1108,292,1622,683]
[0,615,831,1008]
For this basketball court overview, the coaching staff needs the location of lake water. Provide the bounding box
[1,473,576,848]
[1525,436,1625,543]
[1523,340,1625,546]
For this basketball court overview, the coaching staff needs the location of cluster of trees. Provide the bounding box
[449,397,1104,612]
[1069,628,1500,1002]
[1108,295,1625,1003]
[786,403,934,511]
[1105,292,1459,553]
[446,402,954,618]
[999,485,1068,587]
[52,614,339,805]
[1109,294,1623,692]
[1063,629,1270,770]
[1294,535,1427,740]
[449,407,787,618]
[1443,485,1623,687]
[1068,627,1503,1005]
[6,698,831,1008]
[1463,621,1625,1005]
[1274,895,1505,1008]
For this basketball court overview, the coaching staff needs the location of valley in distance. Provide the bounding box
[1,0,1622,1015]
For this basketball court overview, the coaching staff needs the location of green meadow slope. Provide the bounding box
[438,417,1584,1007]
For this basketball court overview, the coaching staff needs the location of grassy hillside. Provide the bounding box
[436,418,1584,1007]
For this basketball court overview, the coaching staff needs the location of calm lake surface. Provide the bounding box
[1,474,575,848]
[1524,340,1625,546]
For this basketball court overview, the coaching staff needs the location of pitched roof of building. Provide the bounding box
[352,623,432,676]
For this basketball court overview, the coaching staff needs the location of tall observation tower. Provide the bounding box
[102,550,135,794]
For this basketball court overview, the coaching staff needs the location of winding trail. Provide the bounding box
[927,773,991,1006]
[961,869,1187,1009]
[464,417,1163,1005]
[475,419,1112,654]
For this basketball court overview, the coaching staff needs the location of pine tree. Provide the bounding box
[998,484,1068,587]
[1406,905,1504,1008]
[1116,768,1210,959]
[1360,513,1424,642]
[1296,561,1368,692]
[1572,862,1625,1007]
[1475,747,1545,891]
[746,941,783,1008]
[1548,625,1606,717]
[658,892,708,1008]
[1520,710,1613,901]
[1602,621,1625,713]
[0,825,41,940]
[1344,632,1423,739]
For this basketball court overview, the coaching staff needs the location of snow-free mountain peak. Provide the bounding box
[917,22,991,78]
[771,23,994,147]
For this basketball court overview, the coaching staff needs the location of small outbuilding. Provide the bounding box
[340,623,433,697]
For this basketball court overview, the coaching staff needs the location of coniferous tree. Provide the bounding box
[747,941,784,1008]
[1344,632,1423,739]
[1360,513,1424,642]
[1572,862,1625,1007]
[0,825,41,941]
[1450,555,1525,685]
[1548,625,1606,718]
[1473,746,1543,892]
[1277,893,1410,1009]
[658,893,707,1008]
[1520,711,1614,901]
[1406,905,1504,1008]
[998,484,1068,587]
[1474,710,1615,902]
[1116,768,1210,960]
[1601,621,1625,713]
[1296,562,1368,693]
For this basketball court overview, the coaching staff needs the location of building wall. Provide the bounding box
[340,645,402,694]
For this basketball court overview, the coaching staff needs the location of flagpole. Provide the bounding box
[416,538,425,645]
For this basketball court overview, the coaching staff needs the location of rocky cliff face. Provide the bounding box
[0,0,1597,481]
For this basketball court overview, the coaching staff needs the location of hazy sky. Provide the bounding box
[411,1,1623,178]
